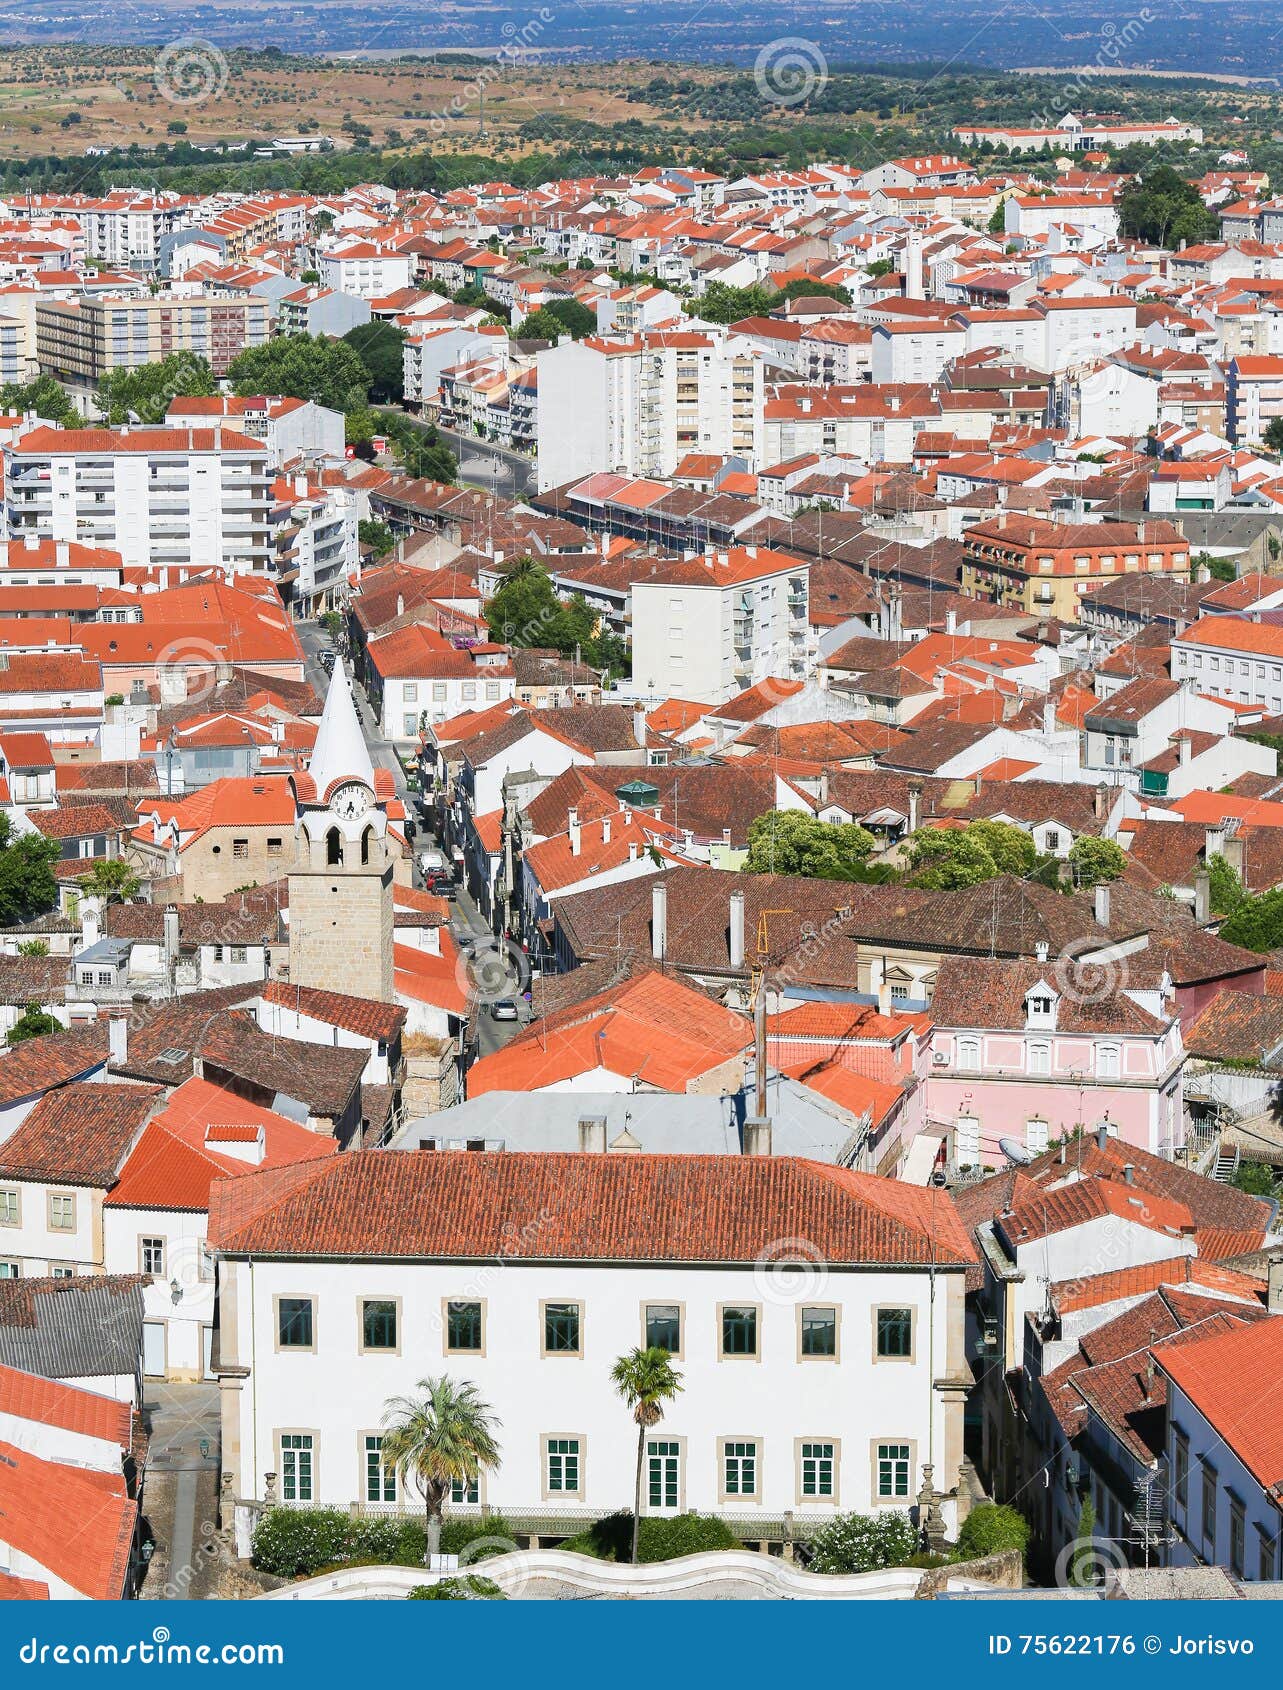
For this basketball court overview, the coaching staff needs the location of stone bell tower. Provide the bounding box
[288,661,395,1002]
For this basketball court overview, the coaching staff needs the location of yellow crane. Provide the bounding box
[749,908,793,1008]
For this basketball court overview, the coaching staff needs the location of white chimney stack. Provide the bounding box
[651,878,667,962]
[729,890,745,970]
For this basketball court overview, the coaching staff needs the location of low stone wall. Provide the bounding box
[914,1549,1024,1599]
[256,1549,1007,1602]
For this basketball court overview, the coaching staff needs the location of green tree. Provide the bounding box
[516,296,596,340]
[0,814,59,926]
[1067,1495,1099,1590]
[805,1510,919,1574]
[342,321,407,405]
[0,374,80,425]
[987,199,1007,234]
[1230,1161,1277,1197]
[775,278,851,306]
[1196,549,1236,582]
[610,1346,684,1565]
[379,1377,501,1562]
[966,819,1038,877]
[1221,887,1283,953]
[694,280,780,323]
[358,519,396,560]
[1068,835,1128,889]
[8,1003,60,1045]
[1206,852,1245,917]
[907,826,1001,890]
[81,859,141,903]
[955,1503,1030,1561]
[96,351,216,425]
[228,333,371,416]
[1118,164,1218,249]
[744,810,876,878]
[1265,418,1283,454]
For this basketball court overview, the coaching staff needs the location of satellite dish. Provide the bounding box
[999,1137,1034,1166]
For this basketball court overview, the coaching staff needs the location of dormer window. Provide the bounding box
[1024,982,1059,1030]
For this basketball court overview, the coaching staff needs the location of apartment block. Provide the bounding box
[36,291,269,390]
[962,514,1190,621]
[630,546,810,703]
[4,424,272,574]
[536,332,764,490]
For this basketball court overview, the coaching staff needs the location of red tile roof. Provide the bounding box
[0,1084,162,1187]
[0,1363,131,1446]
[0,1437,135,1599]
[258,979,406,1042]
[208,1149,978,1266]
[1158,1317,1283,1492]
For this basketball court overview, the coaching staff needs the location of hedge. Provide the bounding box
[251,1508,514,1579]
[556,1510,736,1563]
[408,1577,505,1600]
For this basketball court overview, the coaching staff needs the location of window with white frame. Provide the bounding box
[0,1261,16,1279]
[647,1439,681,1510]
[1026,1118,1049,1154]
[545,1437,581,1496]
[281,1433,314,1502]
[956,1036,980,1069]
[876,1442,912,1501]
[48,1193,75,1231]
[364,1434,395,1503]
[451,1474,480,1505]
[800,1441,835,1499]
[722,1440,758,1498]
[0,1188,17,1226]
[1097,1044,1120,1080]
[1028,1042,1051,1077]
[140,1236,165,1275]
[955,1116,980,1162]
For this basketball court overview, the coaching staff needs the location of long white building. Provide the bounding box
[630,546,811,703]
[211,1151,975,1543]
[536,331,765,490]
[4,424,272,574]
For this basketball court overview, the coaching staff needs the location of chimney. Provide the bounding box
[908,780,922,835]
[107,1013,128,1066]
[1194,869,1210,924]
[651,878,667,962]
[1122,1163,1135,1186]
[1095,884,1110,927]
[729,890,745,970]
[1094,782,1108,821]
[81,903,100,949]
[163,903,179,963]
[944,608,957,635]
[754,983,769,1120]
[1267,1258,1283,1315]
[397,594,404,618]
[1035,939,1049,962]
[568,806,580,856]
[877,979,892,1015]
[633,706,646,748]
[628,841,638,862]
[1096,1122,1109,1151]
[54,540,68,568]
[601,815,611,846]
[1042,697,1057,735]
[743,1116,773,1157]
[577,1115,607,1154]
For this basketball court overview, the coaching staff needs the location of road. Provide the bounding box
[421,421,537,499]
[140,1383,222,1601]
[298,618,406,800]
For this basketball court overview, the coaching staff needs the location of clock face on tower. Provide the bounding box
[331,782,372,820]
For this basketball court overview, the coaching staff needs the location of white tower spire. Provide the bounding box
[307,658,375,800]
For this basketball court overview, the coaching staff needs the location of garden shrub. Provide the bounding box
[251,1508,514,1578]
[955,1503,1029,1561]
[554,1510,736,1562]
[803,1510,919,1574]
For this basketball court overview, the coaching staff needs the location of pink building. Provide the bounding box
[923,955,1185,1168]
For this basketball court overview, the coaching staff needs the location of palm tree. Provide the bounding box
[610,1346,684,1565]
[380,1377,501,1562]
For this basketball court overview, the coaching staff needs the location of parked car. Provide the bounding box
[490,999,519,1022]
[425,871,455,898]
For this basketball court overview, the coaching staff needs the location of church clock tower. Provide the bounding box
[288,660,396,1003]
